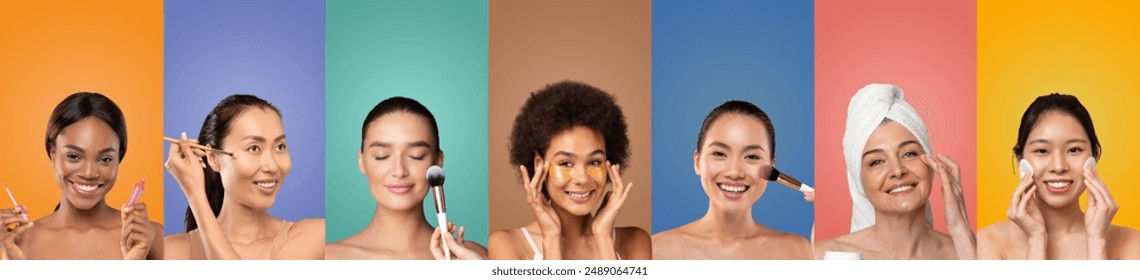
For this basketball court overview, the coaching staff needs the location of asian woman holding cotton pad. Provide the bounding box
[977,93,1140,260]
[1,92,162,260]
[814,84,975,260]
[324,97,487,260]
[652,101,812,259]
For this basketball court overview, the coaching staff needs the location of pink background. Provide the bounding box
[814,0,977,240]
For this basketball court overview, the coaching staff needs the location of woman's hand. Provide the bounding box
[1,206,32,260]
[520,159,562,259]
[1083,164,1116,260]
[590,161,633,260]
[1006,163,1046,259]
[164,132,208,201]
[120,203,155,260]
[921,154,975,259]
[431,222,484,260]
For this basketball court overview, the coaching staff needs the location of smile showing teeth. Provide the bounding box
[718,184,748,193]
[75,183,99,192]
[566,191,592,198]
[255,181,277,189]
[1045,181,1071,189]
[887,185,914,194]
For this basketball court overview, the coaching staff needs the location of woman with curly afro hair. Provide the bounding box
[488,80,651,260]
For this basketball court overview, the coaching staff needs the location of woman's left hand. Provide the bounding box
[921,154,976,259]
[589,161,633,259]
[120,202,155,260]
[1083,163,1116,260]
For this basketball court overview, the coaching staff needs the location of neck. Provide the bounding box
[367,203,435,250]
[55,198,115,227]
[1040,199,1086,235]
[869,208,934,257]
[696,203,759,240]
[216,196,277,243]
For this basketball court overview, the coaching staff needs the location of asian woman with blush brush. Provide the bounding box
[652,101,813,260]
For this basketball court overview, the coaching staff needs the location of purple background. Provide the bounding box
[163,0,325,235]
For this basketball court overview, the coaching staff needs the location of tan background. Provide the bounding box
[488,0,652,233]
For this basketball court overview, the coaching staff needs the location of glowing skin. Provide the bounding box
[165,107,324,260]
[489,126,651,260]
[815,121,972,260]
[979,112,1140,260]
[325,111,486,260]
[2,117,162,260]
[652,113,811,260]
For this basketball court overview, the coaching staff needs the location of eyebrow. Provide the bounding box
[241,135,287,143]
[64,144,117,155]
[553,149,605,158]
[366,140,432,149]
[1027,138,1089,145]
[862,140,922,159]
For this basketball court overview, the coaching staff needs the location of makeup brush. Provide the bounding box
[163,136,234,157]
[426,165,450,260]
[760,166,815,194]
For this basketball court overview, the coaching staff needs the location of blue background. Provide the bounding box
[163,0,326,235]
[651,0,815,238]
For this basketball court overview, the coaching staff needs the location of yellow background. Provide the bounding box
[0,2,164,223]
[978,2,1140,229]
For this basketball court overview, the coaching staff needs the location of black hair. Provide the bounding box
[186,94,282,232]
[508,80,631,189]
[46,92,128,211]
[1012,93,1101,160]
[45,92,128,161]
[360,96,441,153]
[695,100,776,159]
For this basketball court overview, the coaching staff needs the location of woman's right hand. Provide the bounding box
[164,132,208,200]
[431,222,485,260]
[1007,169,1046,259]
[1,206,32,260]
[520,160,561,238]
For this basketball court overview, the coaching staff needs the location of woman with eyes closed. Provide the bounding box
[1,92,162,260]
[978,93,1140,260]
[652,101,811,260]
[488,81,651,260]
[325,96,487,260]
[164,94,324,260]
[814,84,975,260]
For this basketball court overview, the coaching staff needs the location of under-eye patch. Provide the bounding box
[550,163,573,179]
[586,165,607,181]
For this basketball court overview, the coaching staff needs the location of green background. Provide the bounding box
[325,0,489,245]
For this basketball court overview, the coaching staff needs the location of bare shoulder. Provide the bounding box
[488,228,523,260]
[650,226,690,259]
[462,239,489,258]
[813,232,865,259]
[768,231,811,258]
[617,226,652,260]
[1109,225,1140,259]
[148,221,165,260]
[278,218,325,260]
[164,232,191,260]
[976,221,1020,259]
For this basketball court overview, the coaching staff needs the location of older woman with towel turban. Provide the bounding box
[814,84,975,260]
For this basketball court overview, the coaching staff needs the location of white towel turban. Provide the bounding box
[842,84,934,233]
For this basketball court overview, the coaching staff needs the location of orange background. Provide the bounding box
[488,0,653,233]
[0,1,164,223]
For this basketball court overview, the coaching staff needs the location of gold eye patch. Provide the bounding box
[586,165,607,181]
[550,163,574,179]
